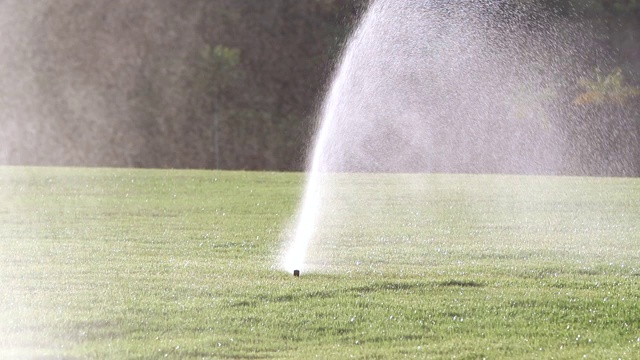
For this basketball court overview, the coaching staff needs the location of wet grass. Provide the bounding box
[0,166,639,359]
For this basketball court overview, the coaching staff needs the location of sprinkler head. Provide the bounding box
[293,270,300,277]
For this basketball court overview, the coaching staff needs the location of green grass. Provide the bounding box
[0,167,639,359]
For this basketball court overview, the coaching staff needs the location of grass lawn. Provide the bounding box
[0,166,639,359]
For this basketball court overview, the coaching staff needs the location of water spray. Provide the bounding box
[278,0,612,274]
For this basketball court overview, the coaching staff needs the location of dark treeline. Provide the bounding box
[0,0,638,174]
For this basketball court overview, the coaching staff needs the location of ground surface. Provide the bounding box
[0,167,638,359]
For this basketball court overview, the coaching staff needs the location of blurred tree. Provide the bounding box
[195,44,243,168]
[574,68,640,106]
[3,0,637,175]
[564,68,640,176]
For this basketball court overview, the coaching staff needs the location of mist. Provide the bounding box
[0,1,638,175]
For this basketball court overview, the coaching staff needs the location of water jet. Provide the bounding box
[280,0,623,274]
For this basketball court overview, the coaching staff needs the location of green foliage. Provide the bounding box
[611,0,640,13]
[200,45,240,74]
[199,44,243,92]
[1,167,639,358]
[202,44,240,68]
[574,68,640,106]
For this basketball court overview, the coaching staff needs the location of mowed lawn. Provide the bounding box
[0,167,639,359]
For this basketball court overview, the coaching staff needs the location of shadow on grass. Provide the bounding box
[244,278,485,305]
[436,279,484,288]
[246,290,337,305]
[351,279,484,294]
[350,281,424,293]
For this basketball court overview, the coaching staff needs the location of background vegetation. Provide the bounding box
[0,0,638,174]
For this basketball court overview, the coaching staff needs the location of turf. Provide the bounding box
[0,166,638,359]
